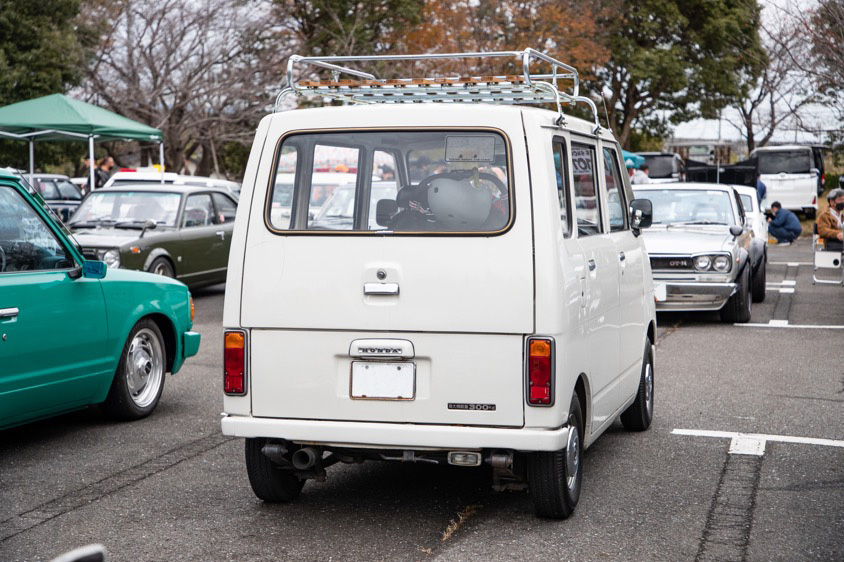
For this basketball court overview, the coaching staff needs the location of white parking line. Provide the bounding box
[766,280,797,286]
[735,322,844,329]
[673,428,844,456]
[768,261,812,266]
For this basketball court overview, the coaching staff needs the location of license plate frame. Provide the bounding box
[350,361,416,401]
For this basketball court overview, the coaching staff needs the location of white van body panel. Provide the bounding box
[223,103,656,453]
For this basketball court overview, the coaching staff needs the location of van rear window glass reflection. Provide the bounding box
[268,130,511,234]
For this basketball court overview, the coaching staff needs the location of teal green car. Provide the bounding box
[0,170,201,430]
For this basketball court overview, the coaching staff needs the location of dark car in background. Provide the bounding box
[639,152,685,183]
[68,184,238,288]
[30,173,83,222]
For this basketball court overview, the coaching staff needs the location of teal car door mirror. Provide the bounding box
[82,260,107,279]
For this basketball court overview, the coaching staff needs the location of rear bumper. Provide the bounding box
[655,281,737,311]
[221,415,569,452]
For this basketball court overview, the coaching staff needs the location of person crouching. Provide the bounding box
[767,201,802,246]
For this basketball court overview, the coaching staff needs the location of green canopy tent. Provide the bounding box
[0,94,163,188]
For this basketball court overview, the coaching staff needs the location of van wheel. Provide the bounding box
[102,318,166,420]
[720,266,752,323]
[751,253,767,303]
[621,342,654,431]
[245,438,305,502]
[804,208,816,220]
[527,395,584,519]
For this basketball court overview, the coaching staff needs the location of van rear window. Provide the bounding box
[267,130,511,234]
[758,151,812,175]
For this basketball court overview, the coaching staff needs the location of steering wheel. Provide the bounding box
[417,170,507,195]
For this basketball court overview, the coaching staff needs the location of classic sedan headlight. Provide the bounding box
[713,255,731,272]
[102,249,121,269]
[694,255,711,271]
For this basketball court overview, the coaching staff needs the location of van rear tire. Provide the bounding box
[527,395,584,519]
[245,438,305,502]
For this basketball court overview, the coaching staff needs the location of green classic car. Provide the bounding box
[0,169,200,430]
[68,184,237,288]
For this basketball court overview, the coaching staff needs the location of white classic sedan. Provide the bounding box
[633,183,767,323]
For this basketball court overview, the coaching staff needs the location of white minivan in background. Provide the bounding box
[753,145,824,218]
[221,50,658,519]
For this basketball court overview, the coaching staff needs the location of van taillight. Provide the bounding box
[224,330,246,395]
[527,337,554,406]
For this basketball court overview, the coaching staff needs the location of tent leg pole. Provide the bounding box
[89,136,95,192]
[159,141,165,184]
[28,141,34,185]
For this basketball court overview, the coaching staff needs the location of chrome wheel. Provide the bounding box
[644,362,654,420]
[125,328,164,408]
[152,261,173,277]
[565,422,580,491]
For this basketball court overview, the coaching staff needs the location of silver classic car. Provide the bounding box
[633,183,766,323]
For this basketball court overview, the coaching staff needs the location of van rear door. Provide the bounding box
[240,116,533,428]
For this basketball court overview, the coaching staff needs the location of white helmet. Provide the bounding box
[427,177,493,229]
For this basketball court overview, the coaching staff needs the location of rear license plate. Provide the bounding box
[350,361,415,400]
[654,282,667,302]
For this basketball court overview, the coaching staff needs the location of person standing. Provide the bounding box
[631,164,651,185]
[817,188,844,251]
[756,175,767,205]
[767,201,802,246]
[94,158,112,189]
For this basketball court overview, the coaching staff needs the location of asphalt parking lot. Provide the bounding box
[1,239,842,561]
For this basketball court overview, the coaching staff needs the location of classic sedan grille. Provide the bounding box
[650,256,693,271]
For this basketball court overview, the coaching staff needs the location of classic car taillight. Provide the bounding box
[224,330,246,395]
[527,337,554,406]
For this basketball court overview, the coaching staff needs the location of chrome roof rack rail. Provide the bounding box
[274,49,601,133]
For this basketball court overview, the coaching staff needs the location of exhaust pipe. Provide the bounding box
[291,447,320,470]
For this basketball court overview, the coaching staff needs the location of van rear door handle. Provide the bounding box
[587,259,596,272]
[0,307,19,319]
[619,252,626,262]
[215,230,225,240]
[364,283,399,296]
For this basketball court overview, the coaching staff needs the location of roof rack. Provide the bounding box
[275,49,601,132]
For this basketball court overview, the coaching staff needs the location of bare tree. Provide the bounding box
[82,0,288,177]
[725,15,815,152]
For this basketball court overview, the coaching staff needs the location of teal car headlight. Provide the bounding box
[102,249,121,269]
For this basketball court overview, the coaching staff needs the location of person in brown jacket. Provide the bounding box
[817,188,844,251]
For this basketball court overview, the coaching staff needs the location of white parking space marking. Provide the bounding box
[768,261,811,266]
[779,288,795,294]
[768,319,789,326]
[735,322,844,329]
[673,429,844,456]
[765,280,796,286]
[729,436,766,456]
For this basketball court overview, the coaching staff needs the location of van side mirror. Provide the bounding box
[82,260,107,279]
[729,225,744,238]
[630,199,653,232]
[376,199,398,227]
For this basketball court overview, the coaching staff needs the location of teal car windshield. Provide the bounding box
[71,191,182,228]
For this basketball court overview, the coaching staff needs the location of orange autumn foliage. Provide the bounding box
[392,0,608,80]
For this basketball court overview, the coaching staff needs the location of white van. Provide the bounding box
[221,50,657,519]
[752,145,823,217]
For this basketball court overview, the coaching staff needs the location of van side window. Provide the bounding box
[602,147,627,232]
[307,145,361,230]
[552,140,571,237]
[571,143,602,236]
